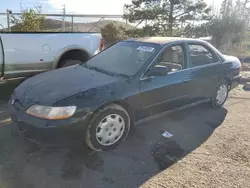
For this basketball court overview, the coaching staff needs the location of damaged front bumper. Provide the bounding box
[8,99,91,146]
[230,74,242,90]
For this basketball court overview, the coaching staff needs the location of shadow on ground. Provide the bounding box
[0,82,228,188]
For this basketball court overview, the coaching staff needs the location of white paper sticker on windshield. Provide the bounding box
[137,46,155,52]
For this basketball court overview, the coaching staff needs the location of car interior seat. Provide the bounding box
[159,47,183,71]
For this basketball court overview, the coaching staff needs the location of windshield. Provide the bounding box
[84,41,161,76]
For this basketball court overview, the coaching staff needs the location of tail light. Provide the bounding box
[99,38,104,51]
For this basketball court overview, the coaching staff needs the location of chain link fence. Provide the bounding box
[0,12,135,32]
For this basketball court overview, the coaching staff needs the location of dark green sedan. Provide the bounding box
[9,37,242,151]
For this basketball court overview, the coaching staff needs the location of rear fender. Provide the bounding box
[52,45,90,69]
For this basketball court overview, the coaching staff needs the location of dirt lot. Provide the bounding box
[0,80,250,188]
[143,86,250,188]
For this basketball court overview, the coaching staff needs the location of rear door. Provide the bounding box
[137,42,195,119]
[186,42,226,100]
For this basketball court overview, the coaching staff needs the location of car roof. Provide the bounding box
[125,37,204,45]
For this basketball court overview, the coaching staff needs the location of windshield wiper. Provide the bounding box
[83,64,128,78]
[82,64,100,72]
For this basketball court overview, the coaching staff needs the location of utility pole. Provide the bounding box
[212,0,215,15]
[169,0,179,36]
[169,1,174,36]
[20,1,24,19]
[6,9,12,32]
[62,4,66,32]
[71,14,74,32]
[20,2,23,12]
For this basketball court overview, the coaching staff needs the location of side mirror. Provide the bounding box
[147,65,169,77]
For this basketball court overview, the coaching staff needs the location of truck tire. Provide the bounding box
[59,59,82,68]
[85,104,131,151]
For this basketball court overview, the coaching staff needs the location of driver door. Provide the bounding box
[137,43,194,119]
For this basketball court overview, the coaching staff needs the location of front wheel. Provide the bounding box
[211,81,229,108]
[85,104,131,151]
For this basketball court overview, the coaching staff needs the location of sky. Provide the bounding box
[0,0,222,14]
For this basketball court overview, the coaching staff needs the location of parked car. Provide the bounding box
[9,37,242,151]
[0,32,103,84]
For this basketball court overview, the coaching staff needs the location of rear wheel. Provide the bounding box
[85,104,131,151]
[211,81,229,108]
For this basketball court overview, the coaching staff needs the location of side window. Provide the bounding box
[188,44,220,67]
[155,45,185,72]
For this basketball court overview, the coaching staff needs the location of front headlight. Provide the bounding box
[26,105,77,120]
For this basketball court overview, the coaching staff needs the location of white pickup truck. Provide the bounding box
[0,32,103,84]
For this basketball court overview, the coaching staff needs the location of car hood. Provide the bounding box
[14,65,121,107]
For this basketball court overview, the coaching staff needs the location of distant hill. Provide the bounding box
[56,20,134,32]
[4,18,71,31]
[4,18,134,32]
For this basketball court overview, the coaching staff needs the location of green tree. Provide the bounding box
[11,7,45,32]
[208,17,246,51]
[101,22,128,45]
[123,0,211,36]
[207,0,249,51]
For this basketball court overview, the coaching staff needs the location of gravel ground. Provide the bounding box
[0,81,249,188]
[142,86,250,188]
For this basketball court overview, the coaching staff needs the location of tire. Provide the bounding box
[85,104,131,151]
[211,80,229,108]
[59,59,82,68]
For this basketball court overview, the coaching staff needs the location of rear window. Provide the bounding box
[188,44,220,67]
